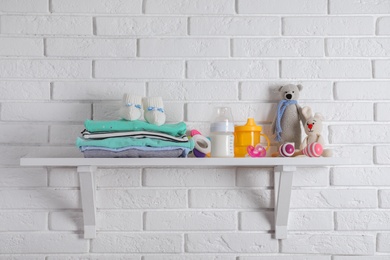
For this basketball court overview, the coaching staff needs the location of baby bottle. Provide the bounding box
[210,107,234,158]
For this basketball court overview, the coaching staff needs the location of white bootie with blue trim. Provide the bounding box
[119,94,143,121]
[143,97,166,126]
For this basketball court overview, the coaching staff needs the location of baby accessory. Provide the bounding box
[190,129,211,158]
[247,144,267,158]
[210,107,235,158]
[274,99,297,142]
[143,97,166,126]
[119,94,143,121]
[296,106,332,157]
[271,84,303,149]
[293,142,323,157]
[234,118,270,157]
[302,142,323,157]
[278,143,295,157]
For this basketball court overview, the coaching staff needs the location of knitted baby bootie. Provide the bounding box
[119,94,143,121]
[143,97,166,126]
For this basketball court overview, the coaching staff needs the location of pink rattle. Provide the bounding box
[247,144,267,158]
[303,142,323,157]
[278,143,295,157]
[293,142,323,157]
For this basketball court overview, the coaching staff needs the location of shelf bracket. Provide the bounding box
[274,165,296,239]
[77,166,97,239]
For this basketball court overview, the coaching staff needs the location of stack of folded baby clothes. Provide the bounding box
[76,119,194,158]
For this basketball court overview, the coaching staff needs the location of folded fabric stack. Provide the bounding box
[76,120,194,158]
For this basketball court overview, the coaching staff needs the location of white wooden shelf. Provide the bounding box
[21,157,344,167]
[20,157,347,240]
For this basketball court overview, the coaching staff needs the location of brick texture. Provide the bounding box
[144,0,235,14]
[238,0,327,14]
[51,0,142,14]
[190,17,280,36]
[0,0,389,258]
[283,17,374,36]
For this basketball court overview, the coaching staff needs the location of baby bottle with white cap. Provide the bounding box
[210,107,234,158]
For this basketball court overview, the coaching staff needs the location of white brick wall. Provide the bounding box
[233,38,324,57]
[283,16,374,36]
[139,38,230,57]
[0,38,43,56]
[281,234,375,255]
[0,81,49,100]
[281,59,372,79]
[237,0,327,14]
[0,233,89,253]
[95,17,186,36]
[190,17,280,36]
[240,211,333,231]
[0,60,91,79]
[0,0,48,13]
[51,0,142,14]
[1,16,93,35]
[1,0,390,258]
[144,0,235,14]
[145,211,236,231]
[329,0,390,14]
[94,60,184,79]
[378,17,390,35]
[186,233,278,253]
[91,233,182,253]
[46,38,137,58]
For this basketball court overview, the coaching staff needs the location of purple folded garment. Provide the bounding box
[82,148,187,158]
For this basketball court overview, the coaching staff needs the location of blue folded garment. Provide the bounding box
[81,147,190,158]
[76,136,194,150]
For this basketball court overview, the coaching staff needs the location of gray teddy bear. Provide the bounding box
[271,84,303,149]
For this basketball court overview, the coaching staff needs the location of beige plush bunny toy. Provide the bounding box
[300,106,332,157]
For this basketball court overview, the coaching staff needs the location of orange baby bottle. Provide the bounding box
[234,118,270,157]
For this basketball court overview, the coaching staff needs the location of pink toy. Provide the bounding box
[300,106,332,157]
[190,129,202,136]
[247,144,267,158]
[193,148,206,158]
[302,142,323,157]
[278,143,295,157]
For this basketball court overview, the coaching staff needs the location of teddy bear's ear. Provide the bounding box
[314,113,324,121]
[302,106,312,120]
[278,86,284,92]
[297,84,303,91]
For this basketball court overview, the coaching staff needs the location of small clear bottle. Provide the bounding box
[210,107,234,158]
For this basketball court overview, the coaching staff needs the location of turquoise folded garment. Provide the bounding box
[76,136,194,150]
[84,120,187,137]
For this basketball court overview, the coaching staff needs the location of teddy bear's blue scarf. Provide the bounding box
[275,99,298,142]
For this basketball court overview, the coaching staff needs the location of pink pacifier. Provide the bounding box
[247,144,267,158]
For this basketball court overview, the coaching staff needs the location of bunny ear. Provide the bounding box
[314,113,324,121]
[301,106,313,120]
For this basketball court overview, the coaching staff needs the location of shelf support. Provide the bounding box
[77,166,97,239]
[274,165,296,239]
